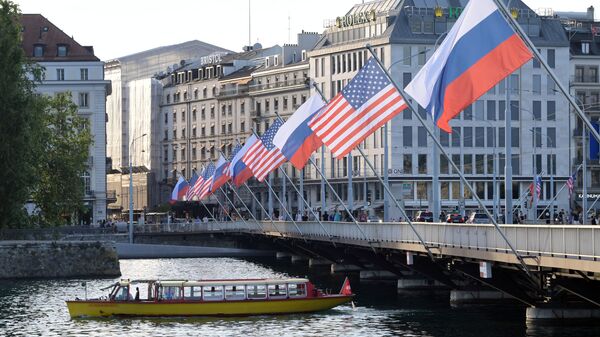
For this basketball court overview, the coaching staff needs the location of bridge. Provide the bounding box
[135,220,600,322]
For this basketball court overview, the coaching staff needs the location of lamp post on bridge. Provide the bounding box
[129,133,147,244]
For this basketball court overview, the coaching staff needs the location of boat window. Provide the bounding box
[246,284,267,299]
[183,286,202,300]
[267,284,287,298]
[287,283,307,297]
[202,286,224,301]
[113,286,131,301]
[160,286,182,300]
[224,285,246,300]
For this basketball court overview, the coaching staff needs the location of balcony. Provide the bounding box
[249,78,309,93]
[217,87,249,98]
[107,190,117,203]
[571,75,600,85]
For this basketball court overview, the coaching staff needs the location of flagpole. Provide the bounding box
[268,173,273,218]
[262,118,375,251]
[249,129,336,245]
[199,199,222,230]
[263,172,308,242]
[299,167,304,217]
[312,83,431,258]
[216,149,266,233]
[491,0,600,147]
[348,152,354,214]
[364,45,534,279]
[384,123,389,221]
[282,166,287,217]
[231,140,286,237]
[537,164,582,221]
[218,185,260,232]
[320,146,326,217]
[505,77,513,224]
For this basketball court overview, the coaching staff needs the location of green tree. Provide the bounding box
[0,0,45,228]
[31,93,93,226]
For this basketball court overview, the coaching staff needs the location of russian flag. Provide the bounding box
[170,176,189,204]
[404,0,532,133]
[226,136,256,186]
[210,154,230,192]
[273,95,325,169]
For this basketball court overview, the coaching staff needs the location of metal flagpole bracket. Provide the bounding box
[270,112,377,252]
[364,44,537,282]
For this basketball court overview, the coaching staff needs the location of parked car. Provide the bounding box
[466,212,491,224]
[366,215,382,223]
[446,213,465,223]
[415,211,434,222]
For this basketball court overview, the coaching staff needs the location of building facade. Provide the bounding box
[20,14,111,225]
[307,0,571,221]
[556,6,600,219]
[105,41,230,219]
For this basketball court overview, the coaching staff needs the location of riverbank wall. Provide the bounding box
[0,241,120,279]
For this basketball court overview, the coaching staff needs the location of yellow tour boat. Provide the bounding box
[66,277,353,318]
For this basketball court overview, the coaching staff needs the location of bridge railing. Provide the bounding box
[137,221,600,261]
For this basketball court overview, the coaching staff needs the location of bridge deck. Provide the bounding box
[136,221,600,274]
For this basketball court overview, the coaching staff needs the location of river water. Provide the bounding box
[1,257,599,337]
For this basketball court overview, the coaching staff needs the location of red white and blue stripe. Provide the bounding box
[567,172,577,197]
[197,163,215,200]
[273,95,325,170]
[186,172,199,201]
[210,154,230,193]
[404,0,532,133]
[225,140,254,186]
[309,57,406,159]
[188,171,204,200]
[170,176,189,203]
[243,120,286,182]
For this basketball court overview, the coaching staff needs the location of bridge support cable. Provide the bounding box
[276,164,337,248]
[269,113,377,253]
[217,186,260,232]
[198,200,223,231]
[241,182,286,238]
[364,44,536,283]
[261,170,308,242]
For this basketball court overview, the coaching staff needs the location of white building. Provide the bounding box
[105,41,230,218]
[307,0,571,221]
[20,14,111,225]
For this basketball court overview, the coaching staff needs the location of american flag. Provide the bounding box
[309,57,406,159]
[188,172,204,199]
[185,172,199,201]
[535,175,542,199]
[567,171,577,197]
[197,163,215,200]
[244,120,286,182]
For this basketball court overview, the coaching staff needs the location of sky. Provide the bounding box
[15,0,600,61]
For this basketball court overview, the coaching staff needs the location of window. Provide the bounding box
[418,154,427,174]
[417,127,427,147]
[224,285,245,300]
[403,126,412,147]
[487,127,495,147]
[80,68,88,80]
[510,100,519,121]
[440,131,449,147]
[403,46,411,66]
[440,155,449,174]
[475,127,484,147]
[582,42,590,55]
[547,101,556,121]
[57,44,68,57]
[78,92,89,108]
[487,101,496,121]
[192,108,197,121]
[288,283,306,297]
[532,75,541,94]
[547,154,556,175]
[202,286,224,301]
[268,284,287,298]
[56,68,65,81]
[403,154,412,174]
[532,101,541,121]
[240,102,245,114]
[464,127,473,147]
[463,154,473,174]
[33,45,44,57]
[547,127,556,148]
[547,49,555,68]
[160,286,182,300]
[246,285,267,299]
[476,155,484,174]
[511,127,520,147]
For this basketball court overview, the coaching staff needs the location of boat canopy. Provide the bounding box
[154,278,309,287]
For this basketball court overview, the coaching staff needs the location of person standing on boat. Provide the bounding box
[134,287,140,301]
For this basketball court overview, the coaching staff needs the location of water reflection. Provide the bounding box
[1,257,600,337]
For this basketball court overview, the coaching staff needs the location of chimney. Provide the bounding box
[587,6,594,21]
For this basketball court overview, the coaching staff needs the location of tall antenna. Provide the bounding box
[248,0,251,47]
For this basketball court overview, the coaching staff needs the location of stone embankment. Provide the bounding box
[0,241,120,279]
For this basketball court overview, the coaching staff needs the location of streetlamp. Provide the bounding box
[451,128,465,217]
[129,133,147,244]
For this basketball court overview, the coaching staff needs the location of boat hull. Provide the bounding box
[66,296,352,318]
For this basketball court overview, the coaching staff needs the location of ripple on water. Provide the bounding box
[1,258,600,337]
